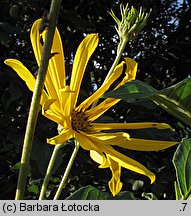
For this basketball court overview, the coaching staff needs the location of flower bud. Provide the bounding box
[109,4,151,42]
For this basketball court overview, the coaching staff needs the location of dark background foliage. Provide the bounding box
[0,0,190,199]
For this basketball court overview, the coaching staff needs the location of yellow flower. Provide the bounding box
[4,19,179,196]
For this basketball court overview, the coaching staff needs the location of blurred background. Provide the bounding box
[0,0,190,199]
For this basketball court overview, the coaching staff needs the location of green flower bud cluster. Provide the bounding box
[109,4,151,43]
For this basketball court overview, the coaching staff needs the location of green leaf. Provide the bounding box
[103,78,191,127]
[173,138,191,200]
[11,162,21,172]
[66,185,136,200]
[151,78,191,127]
[160,78,191,110]
[174,181,183,200]
[103,80,157,102]
[151,94,191,127]
[27,184,39,195]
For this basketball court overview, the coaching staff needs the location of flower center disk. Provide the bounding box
[71,110,92,132]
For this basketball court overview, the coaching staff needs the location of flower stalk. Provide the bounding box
[39,142,66,200]
[54,140,80,200]
[15,0,62,200]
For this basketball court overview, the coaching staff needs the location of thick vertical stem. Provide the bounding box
[15,0,62,200]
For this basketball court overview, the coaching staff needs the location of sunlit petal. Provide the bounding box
[4,59,48,104]
[108,157,123,196]
[115,138,179,151]
[30,19,66,100]
[92,122,173,131]
[90,150,123,195]
[42,107,63,125]
[84,131,130,146]
[119,57,138,86]
[86,58,138,121]
[86,98,120,121]
[47,128,73,145]
[77,61,124,112]
[103,145,156,183]
[90,150,110,168]
[70,34,99,107]
[74,131,101,152]
[59,86,75,117]
[31,20,57,99]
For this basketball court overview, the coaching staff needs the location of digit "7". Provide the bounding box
[182,203,187,211]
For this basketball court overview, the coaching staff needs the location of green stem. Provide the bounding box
[104,38,127,83]
[91,38,128,108]
[39,143,66,200]
[15,0,62,200]
[54,140,80,200]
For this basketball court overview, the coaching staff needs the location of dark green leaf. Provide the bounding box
[160,78,191,111]
[103,78,191,127]
[173,138,191,200]
[151,78,191,127]
[103,80,158,102]
[27,184,39,195]
[66,185,136,200]
[151,94,191,127]
[174,181,183,200]
[11,162,21,172]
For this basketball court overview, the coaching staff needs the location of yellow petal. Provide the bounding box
[77,61,124,112]
[74,131,101,152]
[92,122,173,131]
[119,57,138,86]
[43,99,57,111]
[4,59,48,104]
[70,34,99,107]
[42,99,64,125]
[90,150,104,164]
[90,150,110,168]
[30,19,43,66]
[31,20,57,99]
[84,131,130,146]
[108,157,123,196]
[115,138,179,151]
[86,98,120,121]
[42,107,63,125]
[109,173,123,196]
[47,128,73,145]
[59,86,75,117]
[90,150,123,196]
[42,98,61,116]
[103,145,156,183]
[86,58,138,121]
[30,19,66,99]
